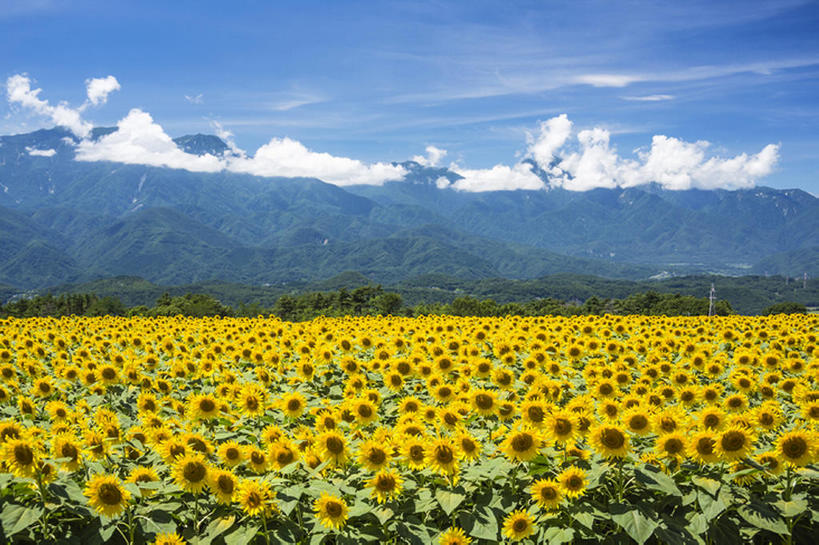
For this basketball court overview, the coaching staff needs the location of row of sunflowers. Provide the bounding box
[0,314,817,544]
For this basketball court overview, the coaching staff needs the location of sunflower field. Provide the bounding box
[0,314,817,545]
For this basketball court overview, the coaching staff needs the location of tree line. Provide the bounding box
[0,285,807,320]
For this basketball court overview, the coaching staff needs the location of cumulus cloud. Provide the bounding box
[450,162,544,192]
[229,138,406,186]
[75,109,225,172]
[412,145,447,167]
[527,115,780,191]
[210,120,245,157]
[26,146,56,157]
[6,74,92,137]
[85,76,120,106]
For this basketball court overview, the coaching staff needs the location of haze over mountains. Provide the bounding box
[0,127,816,291]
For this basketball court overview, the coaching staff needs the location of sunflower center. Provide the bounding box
[251,452,265,465]
[247,491,262,508]
[629,415,648,430]
[61,443,78,460]
[703,414,720,429]
[782,436,807,459]
[461,439,477,453]
[599,383,614,396]
[98,483,123,505]
[326,501,343,518]
[760,413,774,426]
[226,447,240,460]
[326,436,344,454]
[600,428,625,450]
[567,476,583,489]
[217,475,234,494]
[409,445,424,462]
[475,394,493,410]
[199,399,216,412]
[376,475,396,491]
[513,519,528,533]
[696,437,715,455]
[511,433,534,452]
[14,444,34,465]
[245,397,259,411]
[435,445,454,464]
[357,405,373,418]
[182,461,207,483]
[287,399,302,412]
[540,486,557,500]
[664,438,684,454]
[277,449,294,465]
[367,449,386,465]
[660,417,676,432]
[554,418,572,435]
[721,431,746,452]
[527,406,544,423]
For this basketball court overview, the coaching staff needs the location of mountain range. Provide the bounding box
[0,127,816,291]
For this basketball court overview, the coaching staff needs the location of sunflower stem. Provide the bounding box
[262,512,270,545]
[784,465,793,501]
[194,494,200,544]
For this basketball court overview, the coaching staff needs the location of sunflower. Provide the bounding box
[698,407,726,431]
[127,466,160,498]
[314,492,349,530]
[557,466,587,498]
[588,424,630,459]
[269,438,299,470]
[235,478,275,517]
[2,438,39,478]
[775,430,814,466]
[244,446,270,474]
[189,394,220,420]
[687,430,720,465]
[351,398,379,426]
[655,433,688,463]
[439,527,472,545]
[544,410,577,445]
[622,408,652,436]
[651,408,687,436]
[52,433,83,472]
[502,510,536,541]
[84,474,131,518]
[401,437,427,470]
[470,389,497,417]
[368,469,404,503]
[152,533,186,545]
[500,428,542,462]
[316,431,349,467]
[218,441,244,467]
[208,468,238,504]
[238,383,266,417]
[426,436,460,475]
[455,431,481,462]
[756,451,784,476]
[172,452,210,494]
[715,427,755,462]
[530,479,562,510]
[358,439,392,472]
[0,420,23,444]
[281,391,307,419]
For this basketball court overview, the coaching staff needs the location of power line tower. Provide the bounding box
[708,283,716,317]
[804,272,808,289]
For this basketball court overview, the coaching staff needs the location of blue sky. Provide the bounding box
[2,0,819,192]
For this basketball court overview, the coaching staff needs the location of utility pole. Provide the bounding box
[805,273,808,289]
[708,283,716,317]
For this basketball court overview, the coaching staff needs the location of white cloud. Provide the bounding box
[622,94,675,102]
[412,145,447,167]
[527,114,572,168]
[450,162,544,192]
[185,94,204,104]
[85,76,120,106]
[528,115,780,191]
[6,74,92,137]
[572,74,640,87]
[210,120,245,157]
[229,138,406,186]
[75,109,226,172]
[26,146,56,157]
[435,176,451,189]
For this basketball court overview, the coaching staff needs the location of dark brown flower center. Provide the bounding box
[98,483,122,505]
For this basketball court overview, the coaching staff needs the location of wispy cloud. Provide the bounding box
[621,94,675,102]
[184,94,204,104]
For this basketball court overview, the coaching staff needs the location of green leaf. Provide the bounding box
[542,526,574,545]
[738,502,788,535]
[0,503,43,536]
[572,511,595,531]
[610,505,658,545]
[636,465,681,497]
[691,476,720,496]
[697,492,726,522]
[398,523,432,545]
[458,505,499,541]
[435,489,465,516]
[773,498,808,518]
[374,506,393,525]
[708,517,742,545]
[204,515,235,542]
[686,513,708,536]
[223,523,261,545]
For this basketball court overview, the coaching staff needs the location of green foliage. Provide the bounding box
[762,301,808,315]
